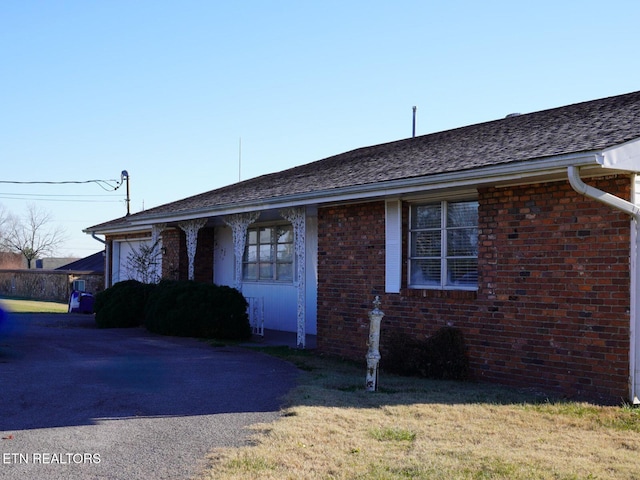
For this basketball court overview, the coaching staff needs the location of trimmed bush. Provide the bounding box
[383,326,469,380]
[144,280,251,340]
[94,280,155,328]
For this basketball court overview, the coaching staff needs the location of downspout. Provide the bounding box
[90,233,109,289]
[91,232,111,288]
[91,232,106,245]
[567,165,640,404]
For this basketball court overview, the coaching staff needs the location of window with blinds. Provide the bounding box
[409,200,478,289]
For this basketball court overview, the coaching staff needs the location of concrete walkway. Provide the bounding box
[0,313,300,480]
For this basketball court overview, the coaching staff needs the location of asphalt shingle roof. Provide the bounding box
[88,90,640,231]
[55,251,105,272]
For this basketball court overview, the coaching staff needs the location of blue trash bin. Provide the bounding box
[69,291,95,314]
[78,292,95,314]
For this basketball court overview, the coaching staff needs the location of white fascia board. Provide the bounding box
[111,151,606,229]
[83,224,155,236]
[599,138,640,172]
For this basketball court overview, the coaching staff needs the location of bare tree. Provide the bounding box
[1,204,67,269]
[0,204,11,248]
[124,240,162,283]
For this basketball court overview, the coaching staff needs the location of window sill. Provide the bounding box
[402,288,478,300]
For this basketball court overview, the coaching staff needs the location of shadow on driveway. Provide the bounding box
[0,313,299,431]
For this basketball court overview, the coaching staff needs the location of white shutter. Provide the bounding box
[385,199,402,293]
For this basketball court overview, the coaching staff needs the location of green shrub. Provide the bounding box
[144,280,251,340]
[383,326,469,380]
[94,280,155,328]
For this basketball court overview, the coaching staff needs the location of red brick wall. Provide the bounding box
[193,227,214,282]
[317,176,631,403]
[475,176,630,402]
[317,202,387,356]
[161,227,214,282]
[161,229,183,280]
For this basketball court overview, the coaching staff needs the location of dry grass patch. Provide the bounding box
[0,297,68,313]
[195,348,640,480]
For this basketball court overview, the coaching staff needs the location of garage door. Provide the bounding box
[112,239,161,284]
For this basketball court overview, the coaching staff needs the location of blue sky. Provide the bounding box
[1,1,638,257]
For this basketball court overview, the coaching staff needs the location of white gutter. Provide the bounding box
[567,165,640,404]
[568,165,640,217]
[93,152,604,233]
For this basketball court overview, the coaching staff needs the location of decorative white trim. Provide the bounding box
[631,174,640,404]
[385,199,402,293]
[280,207,306,348]
[179,219,207,280]
[222,212,260,291]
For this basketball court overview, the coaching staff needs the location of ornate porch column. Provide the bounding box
[222,212,260,291]
[280,207,306,349]
[178,219,207,280]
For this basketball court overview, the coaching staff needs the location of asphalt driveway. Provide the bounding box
[0,312,299,480]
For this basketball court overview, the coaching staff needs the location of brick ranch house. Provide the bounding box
[85,91,640,404]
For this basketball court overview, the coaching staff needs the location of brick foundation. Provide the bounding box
[317,176,631,403]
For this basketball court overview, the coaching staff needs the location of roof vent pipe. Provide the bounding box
[412,106,417,138]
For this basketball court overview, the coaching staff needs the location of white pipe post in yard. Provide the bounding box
[366,295,385,392]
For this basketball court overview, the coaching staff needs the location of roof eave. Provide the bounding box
[87,151,617,234]
[599,138,640,172]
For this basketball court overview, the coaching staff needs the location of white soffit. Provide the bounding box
[599,138,640,172]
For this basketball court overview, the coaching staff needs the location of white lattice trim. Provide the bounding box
[280,207,306,348]
[179,219,207,280]
[222,212,261,290]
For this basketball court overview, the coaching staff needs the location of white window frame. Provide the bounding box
[242,223,294,283]
[408,200,478,290]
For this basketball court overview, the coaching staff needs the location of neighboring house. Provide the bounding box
[0,251,105,302]
[55,250,106,295]
[85,91,640,404]
[53,250,105,300]
[36,257,82,270]
[56,251,105,273]
[0,252,24,269]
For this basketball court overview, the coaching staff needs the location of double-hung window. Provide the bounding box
[409,200,478,289]
[243,224,294,282]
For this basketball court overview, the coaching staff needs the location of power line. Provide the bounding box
[0,195,123,203]
[0,192,121,197]
[0,172,130,213]
[0,177,124,192]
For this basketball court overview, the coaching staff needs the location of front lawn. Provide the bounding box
[0,297,68,314]
[197,347,640,480]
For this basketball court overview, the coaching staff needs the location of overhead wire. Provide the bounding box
[0,175,127,203]
[0,178,123,192]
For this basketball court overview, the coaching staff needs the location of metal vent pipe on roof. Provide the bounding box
[412,106,417,138]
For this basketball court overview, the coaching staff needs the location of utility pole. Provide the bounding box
[121,170,130,215]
